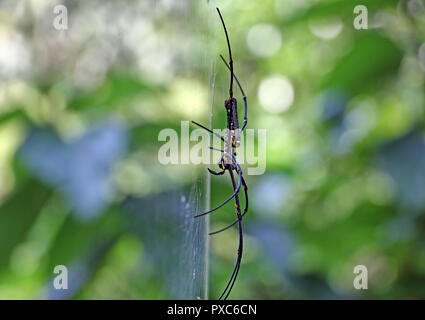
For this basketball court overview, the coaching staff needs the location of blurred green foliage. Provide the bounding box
[0,0,424,299]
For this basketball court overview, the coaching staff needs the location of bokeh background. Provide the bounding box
[0,0,425,299]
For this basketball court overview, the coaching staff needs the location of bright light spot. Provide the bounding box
[166,79,207,119]
[247,24,282,57]
[258,75,294,113]
[309,18,343,40]
[0,28,31,79]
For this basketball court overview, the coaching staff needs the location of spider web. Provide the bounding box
[174,0,216,299]
[124,0,216,299]
[165,0,216,299]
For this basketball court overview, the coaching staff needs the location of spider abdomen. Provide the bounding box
[225,97,239,131]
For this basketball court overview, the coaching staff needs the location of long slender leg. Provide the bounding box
[208,168,225,176]
[192,123,227,174]
[223,199,243,299]
[209,146,224,153]
[208,153,226,175]
[194,169,241,218]
[216,8,233,98]
[191,120,225,142]
[224,251,241,300]
[209,175,248,235]
[194,156,242,218]
[219,248,241,300]
[207,147,225,175]
[219,55,248,131]
[218,168,243,300]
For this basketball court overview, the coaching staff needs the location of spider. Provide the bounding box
[192,7,248,300]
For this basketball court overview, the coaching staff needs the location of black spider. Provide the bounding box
[192,7,248,300]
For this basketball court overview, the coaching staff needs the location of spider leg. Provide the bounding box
[209,146,224,153]
[216,7,233,99]
[223,252,241,300]
[207,150,226,175]
[195,156,242,218]
[218,167,243,300]
[219,248,241,300]
[193,168,241,218]
[192,122,230,175]
[209,175,248,235]
[210,147,236,163]
[208,168,225,176]
[219,55,248,131]
[191,121,225,142]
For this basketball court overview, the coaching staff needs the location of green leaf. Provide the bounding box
[283,0,398,25]
[68,72,157,111]
[321,32,403,96]
[45,207,127,269]
[0,180,51,270]
[42,207,128,298]
[0,110,27,126]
